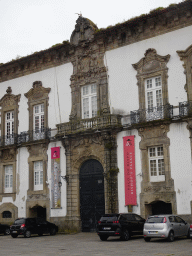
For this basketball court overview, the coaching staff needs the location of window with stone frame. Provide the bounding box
[148,146,165,182]
[34,161,43,191]
[145,76,163,120]
[4,165,13,193]
[81,84,97,119]
[132,49,170,123]
[24,81,50,141]
[5,111,14,145]
[33,104,45,140]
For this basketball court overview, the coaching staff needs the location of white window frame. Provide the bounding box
[33,104,45,139]
[81,84,97,119]
[5,111,14,145]
[4,165,13,193]
[145,76,163,120]
[148,146,165,182]
[34,161,43,191]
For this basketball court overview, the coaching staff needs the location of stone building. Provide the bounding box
[0,0,192,232]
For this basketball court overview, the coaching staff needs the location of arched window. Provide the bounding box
[2,211,12,218]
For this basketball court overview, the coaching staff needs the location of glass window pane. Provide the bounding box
[147,79,152,89]
[83,98,89,118]
[150,160,157,176]
[91,96,97,117]
[158,159,165,175]
[147,92,153,108]
[35,105,39,113]
[91,84,96,93]
[156,89,162,107]
[155,77,161,87]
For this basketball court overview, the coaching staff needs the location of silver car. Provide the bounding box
[143,214,190,242]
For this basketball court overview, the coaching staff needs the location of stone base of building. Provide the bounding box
[50,215,81,233]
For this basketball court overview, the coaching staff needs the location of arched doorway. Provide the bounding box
[29,206,46,219]
[80,159,105,232]
[145,201,172,216]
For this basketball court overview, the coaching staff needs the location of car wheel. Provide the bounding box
[144,237,151,242]
[50,228,56,236]
[99,235,108,241]
[11,234,18,238]
[120,230,130,241]
[4,228,10,235]
[187,228,190,239]
[24,230,31,238]
[167,231,174,242]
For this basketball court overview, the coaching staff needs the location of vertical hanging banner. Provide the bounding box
[123,136,137,206]
[51,147,61,208]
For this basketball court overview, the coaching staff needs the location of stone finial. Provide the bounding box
[70,16,98,45]
[6,86,12,94]
[33,81,42,88]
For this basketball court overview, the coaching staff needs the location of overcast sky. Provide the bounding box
[0,0,182,64]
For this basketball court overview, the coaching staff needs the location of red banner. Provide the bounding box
[51,147,60,159]
[123,136,137,206]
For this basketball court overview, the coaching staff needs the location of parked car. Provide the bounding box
[143,214,190,242]
[189,224,192,239]
[0,223,10,235]
[97,213,145,241]
[10,217,58,238]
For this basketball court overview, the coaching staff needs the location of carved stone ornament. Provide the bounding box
[132,48,170,75]
[177,44,192,101]
[2,149,16,161]
[70,16,98,46]
[24,81,51,101]
[0,87,21,108]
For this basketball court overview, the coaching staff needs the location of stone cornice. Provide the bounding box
[0,0,191,83]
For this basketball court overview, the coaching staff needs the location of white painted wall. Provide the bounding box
[117,130,141,214]
[168,123,192,215]
[105,25,192,115]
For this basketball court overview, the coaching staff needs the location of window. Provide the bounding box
[148,146,165,182]
[5,111,14,145]
[33,104,44,139]
[145,76,163,120]
[81,84,97,119]
[34,161,43,191]
[4,165,13,193]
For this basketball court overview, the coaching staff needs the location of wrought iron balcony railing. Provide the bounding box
[0,128,51,147]
[179,101,192,117]
[56,114,122,135]
[130,104,173,124]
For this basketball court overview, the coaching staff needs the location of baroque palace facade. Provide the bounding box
[0,0,192,231]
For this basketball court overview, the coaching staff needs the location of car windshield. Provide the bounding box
[100,216,118,221]
[14,219,25,225]
[146,217,164,223]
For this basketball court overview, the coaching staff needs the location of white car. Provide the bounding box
[143,214,190,242]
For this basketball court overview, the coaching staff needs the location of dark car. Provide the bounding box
[10,217,58,238]
[0,223,10,235]
[97,213,145,241]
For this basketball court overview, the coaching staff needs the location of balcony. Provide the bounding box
[130,104,173,125]
[179,101,192,117]
[56,115,122,136]
[0,128,51,147]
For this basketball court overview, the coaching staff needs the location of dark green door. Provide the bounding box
[80,159,105,232]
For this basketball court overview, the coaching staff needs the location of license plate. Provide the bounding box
[148,231,158,234]
[103,227,111,230]
[12,231,17,233]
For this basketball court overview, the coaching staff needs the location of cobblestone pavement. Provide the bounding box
[1,232,192,256]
